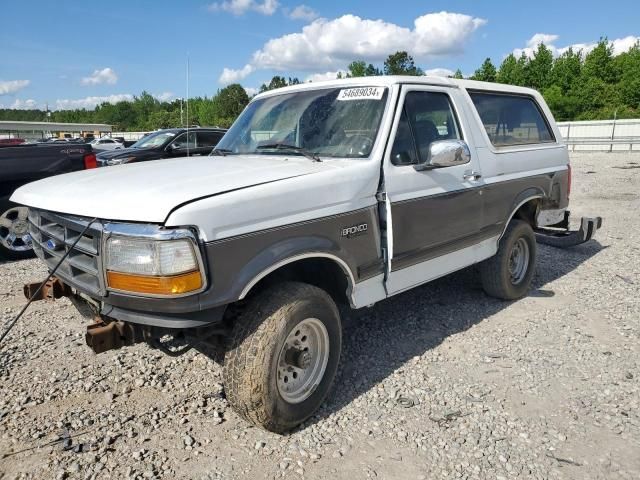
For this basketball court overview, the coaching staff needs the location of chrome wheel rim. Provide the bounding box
[509,238,530,285]
[277,318,330,404]
[0,207,32,252]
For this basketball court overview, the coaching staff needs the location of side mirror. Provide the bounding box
[414,139,471,171]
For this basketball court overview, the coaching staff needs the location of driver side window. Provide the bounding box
[391,91,461,166]
[172,132,197,149]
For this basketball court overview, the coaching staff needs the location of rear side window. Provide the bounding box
[469,92,554,147]
[197,131,224,147]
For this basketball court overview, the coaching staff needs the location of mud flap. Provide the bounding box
[535,215,602,248]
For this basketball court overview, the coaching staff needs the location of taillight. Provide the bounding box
[566,164,572,198]
[84,153,97,169]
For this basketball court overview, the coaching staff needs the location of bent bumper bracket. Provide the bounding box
[535,214,602,248]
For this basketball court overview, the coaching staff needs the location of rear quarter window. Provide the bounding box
[469,91,555,147]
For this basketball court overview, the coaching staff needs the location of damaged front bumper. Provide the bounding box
[535,211,602,248]
[22,277,227,355]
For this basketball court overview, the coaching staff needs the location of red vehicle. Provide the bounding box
[0,138,26,146]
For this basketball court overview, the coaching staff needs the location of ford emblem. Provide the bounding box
[46,238,63,251]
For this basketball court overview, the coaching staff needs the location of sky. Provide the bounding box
[0,0,638,110]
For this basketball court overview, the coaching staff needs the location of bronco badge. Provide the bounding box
[341,223,368,238]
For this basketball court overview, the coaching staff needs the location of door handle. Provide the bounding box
[463,171,482,181]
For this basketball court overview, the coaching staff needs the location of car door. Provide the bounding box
[383,85,485,295]
[196,131,225,154]
[167,131,197,156]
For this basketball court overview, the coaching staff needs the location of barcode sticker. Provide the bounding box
[337,87,384,101]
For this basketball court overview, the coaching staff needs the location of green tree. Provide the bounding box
[496,54,523,85]
[384,51,423,76]
[614,42,640,109]
[471,58,497,82]
[527,43,554,91]
[582,38,618,84]
[214,84,250,125]
[550,48,582,94]
[259,76,301,92]
[346,60,380,77]
[452,69,464,79]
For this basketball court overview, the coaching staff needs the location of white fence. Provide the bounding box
[558,119,640,152]
[109,131,147,141]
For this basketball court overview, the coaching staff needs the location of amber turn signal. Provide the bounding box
[106,270,203,296]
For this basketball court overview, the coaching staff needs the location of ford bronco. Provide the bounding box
[11,77,600,432]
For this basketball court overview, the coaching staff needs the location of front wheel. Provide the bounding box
[480,219,537,300]
[0,198,34,261]
[223,282,341,433]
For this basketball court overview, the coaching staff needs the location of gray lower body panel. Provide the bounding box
[101,303,226,329]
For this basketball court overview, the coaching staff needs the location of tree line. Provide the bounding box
[1,38,638,131]
[0,85,250,131]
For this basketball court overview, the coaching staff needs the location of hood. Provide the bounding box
[96,146,156,161]
[11,155,327,223]
[96,146,137,159]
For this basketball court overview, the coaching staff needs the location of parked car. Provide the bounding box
[96,127,227,166]
[12,77,600,432]
[0,143,97,259]
[0,138,26,147]
[90,137,124,152]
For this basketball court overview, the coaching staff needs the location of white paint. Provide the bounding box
[11,155,331,223]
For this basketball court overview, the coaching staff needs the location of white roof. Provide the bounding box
[254,75,540,100]
[0,120,112,132]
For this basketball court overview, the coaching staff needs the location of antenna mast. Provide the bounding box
[186,54,190,157]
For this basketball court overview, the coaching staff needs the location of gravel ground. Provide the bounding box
[0,152,639,480]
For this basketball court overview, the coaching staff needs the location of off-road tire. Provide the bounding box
[480,219,536,300]
[223,281,341,433]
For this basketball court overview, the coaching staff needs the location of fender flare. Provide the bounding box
[238,252,356,300]
[498,189,544,241]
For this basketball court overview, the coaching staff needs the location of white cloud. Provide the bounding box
[80,67,118,86]
[208,0,278,16]
[3,98,38,109]
[0,79,30,95]
[220,11,486,79]
[513,33,640,58]
[155,91,174,101]
[55,94,133,110]
[244,86,260,96]
[424,68,455,77]
[219,64,255,84]
[286,5,318,21]
[305,70,346,82]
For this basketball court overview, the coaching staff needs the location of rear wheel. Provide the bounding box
[223,282,341,433]
[0,198,34,260]
[480,219,536,300]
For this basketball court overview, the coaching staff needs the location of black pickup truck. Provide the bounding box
[0,143,97,259]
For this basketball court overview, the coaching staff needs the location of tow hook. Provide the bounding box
[23,277,71,301]
[85,319,143,354]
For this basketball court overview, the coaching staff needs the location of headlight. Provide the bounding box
[105,234,204,297]
[106,156,135,166]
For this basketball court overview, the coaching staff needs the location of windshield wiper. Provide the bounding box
[210,148,232,156]
[256,143,321,162]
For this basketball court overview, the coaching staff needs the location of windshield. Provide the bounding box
[216,87,388,158]
[131,131,177,149]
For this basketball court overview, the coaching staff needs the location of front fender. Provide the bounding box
[197,207,382,310]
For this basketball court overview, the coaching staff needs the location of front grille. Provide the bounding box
[29,209,105,297]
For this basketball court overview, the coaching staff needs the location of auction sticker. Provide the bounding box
[337,87,384,101]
